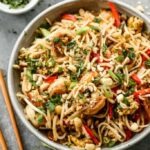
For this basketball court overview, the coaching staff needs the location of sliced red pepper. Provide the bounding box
[112,86,119,93]
[108,103,113,119]
[90,51,101,63]
[124,128,133,141]
[131,74,142,85]
[108,2,121,27]
[146,49,150,55]
[62,14,77,22]
[83,125,100,145]
[44,75,58,83]
[134,88,150,98]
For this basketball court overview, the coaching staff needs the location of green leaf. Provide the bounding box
[124,87,135,96]
[37,115,44,124]
[78,93,84,99]
[102,44,108,54]
[46,94,62,112]
[122,49,128,57]
[145,59,150,68]
[128,79,137,87]
[122,97,130,106]
[128,48,135,60]
[50,94,62,104]
[53,37,61,43]
[67,40,76,49]
[47,101,55,112]
[94,17,101,23]
[70,74,78,82]
[108,141,116,147]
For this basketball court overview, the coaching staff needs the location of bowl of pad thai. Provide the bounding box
[8,0,150,149]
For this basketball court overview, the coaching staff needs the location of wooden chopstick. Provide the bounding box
[0,69,23,150]
[0,129,7,150]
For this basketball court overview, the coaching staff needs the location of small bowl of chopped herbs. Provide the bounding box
[0,0,39,14]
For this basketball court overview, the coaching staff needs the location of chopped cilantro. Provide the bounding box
[37,115,44,124]
[102,44,108,54]
[123,97,130,106]
[94,17,101,23]
[122,49,128,57]
[128,48,135,60]
[108,141,116,147]
[145,59,150,68]
[67,40,76,49]
[46,94,62,112]
[53,37,61,43]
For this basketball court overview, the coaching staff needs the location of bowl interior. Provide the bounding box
[8,0,150,150]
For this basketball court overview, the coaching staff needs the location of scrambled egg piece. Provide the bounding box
[127,16,144,32]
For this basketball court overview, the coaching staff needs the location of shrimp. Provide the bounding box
[84,95,106,115]
[48,77,70,96]
[80,71,98,83]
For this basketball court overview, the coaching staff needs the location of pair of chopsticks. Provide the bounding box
[0,69,23,150]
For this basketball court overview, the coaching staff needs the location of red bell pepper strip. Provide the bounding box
[108,2,121,27]
[146,49,150,55]
[131,74,142,85]
[125,129,132,141]
[44,75,58,83]
[62,14,77,22]
[108,103,113,119]
[83,125,100,145]
[134,88,150,98]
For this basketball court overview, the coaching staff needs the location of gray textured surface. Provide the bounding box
[0,0,150,150]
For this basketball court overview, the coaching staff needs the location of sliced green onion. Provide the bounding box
[76,27,89,35]
[40,28,50,37]
[108,70,118,81]
[69,82,77,90]
[90,25,101,31]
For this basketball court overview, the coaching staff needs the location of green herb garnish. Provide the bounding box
[102,44,108,54]
[90,25,101,31]
[108,141,116,147]
[40,28,50,37]
[94,17,101,23]
[37,115,44,124]
[123,97,130,106]
[67,40,76,49]
[53,37,61,43]
[0,0,30,8]
[46,94,62,112]
[145,59,150,68]
[128,48,135,60]
[76,27,89,35]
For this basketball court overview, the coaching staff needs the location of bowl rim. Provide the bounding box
[7,0,150,150]
[0,0,39,14]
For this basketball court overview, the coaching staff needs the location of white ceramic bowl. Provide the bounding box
[8,0,150,149]
[0,0,39,14]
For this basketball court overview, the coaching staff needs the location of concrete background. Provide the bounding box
[0,0,150,150]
